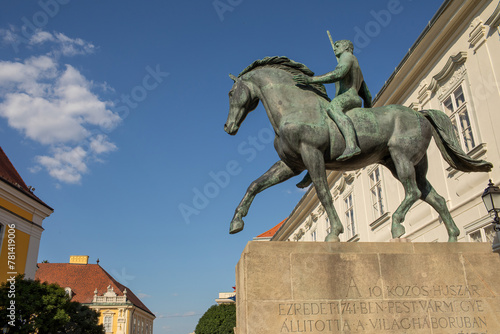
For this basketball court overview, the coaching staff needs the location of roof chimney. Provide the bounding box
[69,255,89,265]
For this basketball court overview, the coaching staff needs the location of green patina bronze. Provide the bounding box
[224,55,492,242]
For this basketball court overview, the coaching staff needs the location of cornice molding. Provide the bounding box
[428,52,467,96]
[0,182,53,218]
[0,208,44,238]
[374,0,479,106]
[485,1,500,28]
[468,17,487,52]
[333,172,355,197]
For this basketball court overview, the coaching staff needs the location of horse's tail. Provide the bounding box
[420,109,493,173]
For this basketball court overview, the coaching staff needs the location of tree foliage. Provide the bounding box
[195,303,236,334]
[0,275,104,334]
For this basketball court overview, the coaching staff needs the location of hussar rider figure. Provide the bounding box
[293,38,371,187]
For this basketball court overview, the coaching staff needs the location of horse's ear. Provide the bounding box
[229,73,237,82]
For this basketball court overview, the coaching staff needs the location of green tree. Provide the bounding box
[195,303,236,334]
[0,275,104,334]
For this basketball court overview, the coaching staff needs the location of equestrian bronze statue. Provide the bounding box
[224,56,492,242]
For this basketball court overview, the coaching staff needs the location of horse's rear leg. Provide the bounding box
[229,160,298,234]
[301,146,343,242]
[416,156,460,242]
[387,152,422,239]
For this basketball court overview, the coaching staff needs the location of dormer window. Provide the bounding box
[64,287,73,298]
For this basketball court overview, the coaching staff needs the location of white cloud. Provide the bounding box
[0,29,121,185]
[0,27,19,45]
[0,55,58,95]
[136,293,152,299]
[35,146,88,184]
[52,32,96,56]
[29,30,55,45]
[90,134,117,154]
[0,59,121,145]
[0,27,96,56]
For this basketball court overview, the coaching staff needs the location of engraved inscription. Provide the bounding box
[346,277,362,298]
[277,280,489,333]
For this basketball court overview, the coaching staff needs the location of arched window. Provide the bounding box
[103,314,113,333]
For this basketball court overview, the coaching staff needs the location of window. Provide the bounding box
[311,229,317,241]
[469,224,498,244]
[104,315,113,333]
[344,193,356,239]
[325,217,330,235]
[443,85,476,152]
[64,287,73,299]
[369,167,385,220]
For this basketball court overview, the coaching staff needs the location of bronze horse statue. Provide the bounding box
[224,57,492,242]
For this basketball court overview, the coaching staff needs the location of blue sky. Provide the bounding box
[0,0,444,333]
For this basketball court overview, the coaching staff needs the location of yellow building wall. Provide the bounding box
[127,309,133,334]
[91,305,154,333]
[94,307,135,334]
[0,225,30,282]
[95,308,118,333]
[131,309,154,334]
[0,198,33,221]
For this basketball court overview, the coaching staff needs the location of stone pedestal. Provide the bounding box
[235,242,500,334]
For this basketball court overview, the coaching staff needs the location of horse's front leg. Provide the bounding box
[229,160,299,234]
[300,146,343,242]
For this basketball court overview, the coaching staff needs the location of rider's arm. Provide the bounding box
[310,55,352,85]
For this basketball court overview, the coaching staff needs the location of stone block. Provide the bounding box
[235,242,500,334]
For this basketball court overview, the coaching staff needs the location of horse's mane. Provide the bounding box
[238,56,330,101]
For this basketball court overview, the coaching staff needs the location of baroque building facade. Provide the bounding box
[272,0,500,251]
[36,255,155,334]
[0,147,53,283]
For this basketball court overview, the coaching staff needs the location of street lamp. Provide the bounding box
[481,179,500,232]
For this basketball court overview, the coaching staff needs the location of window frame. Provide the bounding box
[311,228,317,242]
[343,192,357,240]
[468,223,498,244]
[442,84,479,153]
[369,166,386,221]
[103,314,113,333]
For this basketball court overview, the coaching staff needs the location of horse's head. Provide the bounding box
[224,74,259,135]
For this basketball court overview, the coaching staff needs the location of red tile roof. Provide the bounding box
[35,263,154,316]
[256,219,286,238]
[0,146,52,210]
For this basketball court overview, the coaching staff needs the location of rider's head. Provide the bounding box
[334,40,354,55]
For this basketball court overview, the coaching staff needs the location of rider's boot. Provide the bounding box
[337,145,361,162]
[336,117,361,162]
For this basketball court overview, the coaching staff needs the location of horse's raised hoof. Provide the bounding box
[325,232,340,242]
[229,218,244,234]
[391,223,406,239]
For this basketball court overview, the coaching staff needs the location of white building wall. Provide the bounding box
[274,0,500,251]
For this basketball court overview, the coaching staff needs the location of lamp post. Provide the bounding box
[481,179,500,232]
